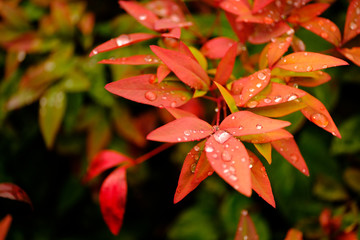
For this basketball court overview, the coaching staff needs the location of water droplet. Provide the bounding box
[177,137,182,141]
[238,125,244,130]
[330,26,337,32]
[263,97,271,104]
[145,91,157,101]
[222,151,232,161]
[311,113,329,128]
[212,153,218,158]
[139,15,147,20]
[350,22,357,30]
[205,146,214,153]
[194,146,200,151]
[214,108,219,112]
[244,235,248,240]
[116,35,130,46]
[306,66,313,71]
[287,94,298,101]
[304,52,309,56]
[256,124,263,130]
[320,32,328,38]
[190,163,197,173]
[214,130,231,144]
[144,55,154,63]
[257,72,267,80]
[274,96,282,103]
[171,101,177,108]
[181,96,187,101]
[184,130,191,136]
[223,169,230,174]
[256,83,262,88]
[241,210,248,216]
[231,115,236,120]
[92,49,98,55]
[290,154,298,162]
[356,7,360,15]
[249,88,255,93]
[247,101,258,108]
[294,65,298,70]
[229,175,238,181]
[241,157,246,162]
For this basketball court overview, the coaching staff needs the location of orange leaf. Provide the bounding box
[220,0,251,16]
[338,47,360,66]
[249,21,291,44]
[234,210,259,240]
[284,229,303,240]
[287,3,330,23]
[201,37,238,59]
[154,19,192,31]
[275,52,348,72]
[301,17,341,46]
[343,0,360,44]
[268,35,293,67]
[0,215,12,240]
[165,107,197,119]
[239,129,293,144]
[161,27,181,39]
[214,43,238,85]
[156,64,171,83]
[119,1,158,30]
[252,0,275,13]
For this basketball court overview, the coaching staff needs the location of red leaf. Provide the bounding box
[300,94,341,138]
[237,2,282,24]
[225,12,253,43]
[284,228,303,240]
[252,0,275,13]
[248,151,275,207]
[234,210,259,240]
[150,45,210,90]
[206,134,252,196]
[161,27,181,39]
[275,52,348,72]
[232,69,271,107]
[154,19,192,31]
[268,35,293,67]
[0,215,12,240]
[254,83,307,108]
[220,0,251,16]
[83,150,132,183]
[157,64,171,83]
[271,138,309,176]
[300,17,341,46]
[239,129,293,144]
[0,183,32,207]
[251,101,307,118]
[98,55,160,65]
[89,33,157,57]
[287,3,330,23]
[165,107,197,119]
[146,117,213,142]
[105,74,192,108]
[99,167,127,235]
[214,43,238,85]
[288,71,331,87]
[249,21,292,44]
[174,141,213,203]
[119,1,158,30]
[343,0,360,44]
[200,37,238,59]
[220,111,291,136]
[338,47,360,66]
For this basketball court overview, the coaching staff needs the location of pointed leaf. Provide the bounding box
[272,68,331,87]
[154,19,192,30]
[105,74,192,108]
[254,143,272,164]
[240,129,293,144]
[189,46,208,71]
[232,69,271,107]
[287,3,330,23]
[200,37,238,59]
[39,88,66,149]
[0,183,32,206]
[301,94,341,138]
[214,43,237,85]
[300,17,341,46]
[268,35,293,67]
[237,2,282,24]
[157,64,171,83]
[249,151,275,207]
[343,0,360,44]
[86,115,111,159]
[161,27,181,39]
[99,167,127,235]
[147,117,213,142]
[284,229,303,240]
[151,45,210,90]
[83,150,132,183]
[252,0,275,13]
[0,215,12,240]
[338,47,360,66]
[6,86,46,111]
[225,11,253,43]
[119,1,158,30]
[250,101,307,117]
[220,0,251,16]
[98,55,160,65]
[220,111,291,136]
[271,138,309,176]
[174,141,213,203]
[275,52,348,72]
[249,21,291,44]
[214,82,239,114]
[165,108,197,119]
[234,210,259,240]
[89,33,157,57]
[206,134,252,196]
[291,35,306,52]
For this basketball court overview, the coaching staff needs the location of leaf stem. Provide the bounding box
[132,143,175,166]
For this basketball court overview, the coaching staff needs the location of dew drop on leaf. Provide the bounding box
[229,174,238,181]
[145,91,157,101]
[257,72,266,80]
[264,97,271,104]
[247,101,258,108]
[205,146,214,153]
[116,35,130,46]
[190,163,197,173]
[306,66,313,71]
[330,26,337,32]
[311,113,329,128]
[222,151,232,161]
[139,15,147,20]
[194,146,200,151]
[213,130,231,144]
[350,22,357,30]
[184,130,191,136]
[320,32,328,38]
[171,101,177,108]
[274,96,282,103]
[256,124,263,130]
[287,94,298,101]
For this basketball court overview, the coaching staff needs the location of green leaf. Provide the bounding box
[331,115,360,155]
[344,168,360,193]
[189,46,208,71]
[214,82,238,113]
[313,175,349,202]
[254,143,272,164]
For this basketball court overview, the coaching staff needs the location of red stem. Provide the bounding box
[132,143,174,166]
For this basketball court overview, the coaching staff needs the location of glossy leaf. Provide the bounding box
[248,151,275,207]
[98,55,160,65]
[338,47,360,66]
[232,69,271,107]
[287,3,330,23]
[254,142,272,164]
[147,117,213,142]
[206,134,252,196]
[214,82,239,114]
[200,37,238,59]
[161,27,181,39]
[119,1,158,30]
[239,129,293,144]
[99,167,127,235]
[105,74,192,108]
[89,33,157,57]
[0,183,32,206]
[275,52,348,72]
[150,45,210,90]
[300,94,341,138]
[83,150,132,183]
[271,138,309,176]
[174,141,213,203]
[154,19,192,31]
[220,0,251,16]
[39,87,67,149]
[343,0,360,44]
[284,229,303,240]
[252,0,274,13]
[0,215,12,240]
[188,46,208,71]
[156,64,171,83]
[234,210,259,240]
[249,21,291,44]
[250,101,307,117]
[268,35,293,67]
[220,111,291,136]
[300,17,341,46]
[166,107,197,119]
[214,43,237,85]
[225,12,253,43]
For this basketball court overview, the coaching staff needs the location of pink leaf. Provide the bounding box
[161,27,181,39]
[165,107,197,119]
[252,0,275,13]
[287,3,330,23]
[268,35,293,67]
[83,150,132,182]
[220,111,291,136]
[0,183,32,207]
[239,129,293,144]
[119,1,158,30]
[249,21,291,44]
[220,0,251,16]
[338,47,360,66]
[154,19,192,31]
[200,37,238,59]
[156,64,171,83]
[89,33,157,57]
[146,117,213,142]
[98,55,160,65]
[248,151,275,207]
[174,141,213,203]
[234,210,259,240]
[232,69,271,107]
[271,138,309,176]
[99,167,127,235]
[300,17,341,46]
[105,74,192,108]
[343,0,360,44]
[150,45,210,90]
[300,94,341,138]
[225,12,253,43]
[214,43,238,85]
[275,52,348,72]
[206,134,252,196]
